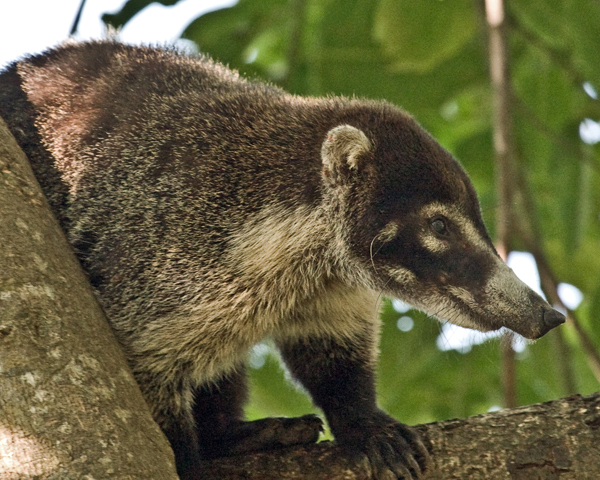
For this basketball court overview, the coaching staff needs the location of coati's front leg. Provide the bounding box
[172,369,322,480]
[278,335,431,480]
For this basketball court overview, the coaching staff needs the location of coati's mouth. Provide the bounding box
[440,287,565,340]
[431,289,500,334]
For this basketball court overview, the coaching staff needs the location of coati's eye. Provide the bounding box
[430,218,448,236]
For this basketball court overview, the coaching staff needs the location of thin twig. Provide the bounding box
[69,0,87,36]
[485,0,518,408]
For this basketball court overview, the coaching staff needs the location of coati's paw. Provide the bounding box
[338,412,430,480]
[203,414,323,458]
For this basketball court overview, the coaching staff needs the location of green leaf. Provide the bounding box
[102,0,182,29]
[373,0,477,73]
[182,0,294,83]
[565,0,600,82]
[511,0,600,82]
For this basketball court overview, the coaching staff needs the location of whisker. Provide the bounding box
[369,235,378,272]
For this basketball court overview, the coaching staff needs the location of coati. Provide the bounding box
[0,41,565,480]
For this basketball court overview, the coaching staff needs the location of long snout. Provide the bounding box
[486,259,566,340]
[485,260,565,339]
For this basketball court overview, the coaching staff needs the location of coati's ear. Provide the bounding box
[321,125,372,185]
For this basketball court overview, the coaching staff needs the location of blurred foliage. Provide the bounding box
[106,0,600,425]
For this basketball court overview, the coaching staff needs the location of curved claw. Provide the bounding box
[336,412,431,480]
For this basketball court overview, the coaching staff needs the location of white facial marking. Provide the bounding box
[378,221,399,242]
[387,203,551,338]
[447,285,476,306]
[385,266,417,286]
[392,202,499,332]
[418,233,449,254]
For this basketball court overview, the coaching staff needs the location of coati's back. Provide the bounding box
[0,42,318,222]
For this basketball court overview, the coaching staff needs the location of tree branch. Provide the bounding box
[201,391,600,479]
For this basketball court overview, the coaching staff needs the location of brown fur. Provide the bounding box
[0,41,563,480]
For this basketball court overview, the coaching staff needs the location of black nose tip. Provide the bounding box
[542,306,566,330]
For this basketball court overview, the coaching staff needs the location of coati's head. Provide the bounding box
[321,112,565,340]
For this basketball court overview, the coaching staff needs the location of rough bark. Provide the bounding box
[0,117,178,479]
[202,392,600,479]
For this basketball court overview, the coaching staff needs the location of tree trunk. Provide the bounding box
[2,116,599,479]
[0,117,178,480]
